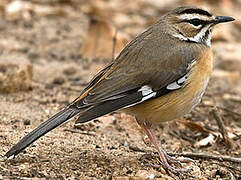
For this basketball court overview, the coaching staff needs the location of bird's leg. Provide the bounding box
[138,121,192,174]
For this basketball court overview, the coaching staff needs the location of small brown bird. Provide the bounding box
[5,6,234,174]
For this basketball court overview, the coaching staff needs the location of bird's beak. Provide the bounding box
[214,16,235,24]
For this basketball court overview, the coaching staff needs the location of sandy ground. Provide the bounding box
[0,1,241,179]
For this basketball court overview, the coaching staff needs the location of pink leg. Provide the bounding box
[138,122,192,174]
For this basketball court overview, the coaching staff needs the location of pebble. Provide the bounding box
[0,58,33,93]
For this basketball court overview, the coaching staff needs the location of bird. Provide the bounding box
[5,6,234,174]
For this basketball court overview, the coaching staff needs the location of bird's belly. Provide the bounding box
[150,78,209,123]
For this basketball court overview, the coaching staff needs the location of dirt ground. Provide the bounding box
[0,0,241,179]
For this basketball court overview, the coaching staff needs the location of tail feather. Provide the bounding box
[5,87,144,158]
[5,107,80,158]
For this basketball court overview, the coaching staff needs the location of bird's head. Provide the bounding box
[164,6,235,46]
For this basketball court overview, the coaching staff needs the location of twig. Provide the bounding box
[169,131,196,144]
[130,147,241,164]
[200,104,241,117]
[167,152,241,163]
[112,28,118,61]
[216,106,241,117]
[210,107,234,148]
[129,145,146,152]
[211,162,241,174]
[63,128,95,136]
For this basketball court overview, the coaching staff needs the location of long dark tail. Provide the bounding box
[5,87,144,158]
[5,107,80,158]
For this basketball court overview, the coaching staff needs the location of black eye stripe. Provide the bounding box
[189,19,205,26]
[181,19,209,26]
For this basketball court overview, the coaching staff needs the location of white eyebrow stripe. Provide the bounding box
[179,13,210,21]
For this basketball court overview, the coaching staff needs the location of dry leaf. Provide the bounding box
[224,127,241,141]
[177,118,210,134]
[194,134,216,147]
[80,17,129,60]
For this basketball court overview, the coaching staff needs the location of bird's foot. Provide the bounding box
[146,162,192,175]
[162,151,194,165]
[148,151,193,175]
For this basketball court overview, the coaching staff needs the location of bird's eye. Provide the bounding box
[188,19,203,26]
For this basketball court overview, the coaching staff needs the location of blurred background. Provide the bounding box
[0,0,240,179]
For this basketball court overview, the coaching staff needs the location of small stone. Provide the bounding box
[11,119,20,124]
[0,58,33,93]
[63,66,77,76]
[52,76,65,85]
[123,141,128,147]
[135,170,159,179]
[23,119,31,125]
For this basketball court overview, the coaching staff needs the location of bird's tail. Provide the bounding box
[5,87,144,158]
[5,107,80,159]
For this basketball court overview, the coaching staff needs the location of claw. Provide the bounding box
[162,155,192,175]
[151,151,195,164]
[146,161,192,175]
[163,151,195,163]
[165,163,192,175]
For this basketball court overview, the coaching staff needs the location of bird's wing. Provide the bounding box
[74,25,201,124]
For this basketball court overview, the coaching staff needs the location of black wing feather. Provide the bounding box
[76,88,143,124]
